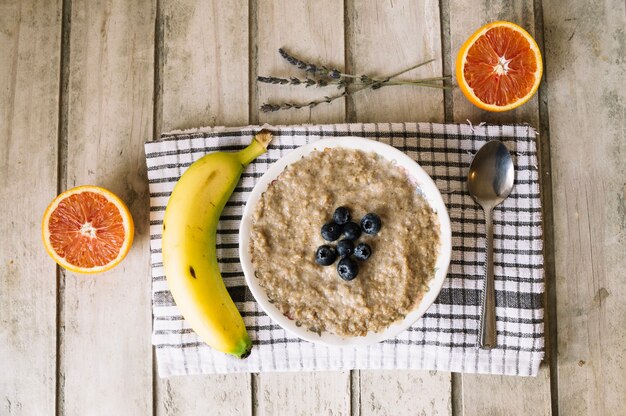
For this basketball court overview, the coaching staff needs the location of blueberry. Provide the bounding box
[361,213,382,235]
[337,257,358,281]
[342,221,362,240]
[354,242,372,261]
[333,206,351,225]
[336,239,354,258]
[315,245,337,266]
[321,222,342,241]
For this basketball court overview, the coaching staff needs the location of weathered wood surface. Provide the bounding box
[161,0,249,132]
[359,370,451,416]
[543,0,626,415]
[5,0,625,414]
[62,1,155,415]
[156,1,253,414]
[447,2,553,415]
[346,0,444,123]
[460,373,552,416]
[256,372,351,416]
[0,1,61,415]
[155,374,252,416]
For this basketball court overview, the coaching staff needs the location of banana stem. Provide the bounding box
[254,129,273,148]
[237,130,273,166]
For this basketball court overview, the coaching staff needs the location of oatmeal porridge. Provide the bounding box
[249,147,440,337]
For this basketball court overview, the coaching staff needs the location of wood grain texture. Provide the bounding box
[460,372,551,415]
[346,1,451,414]
[155,374,251,416]
[62,1,155,414]
[346,0,444,122]
[542,0,626,414]
[12,0,626,414]
[448,2,553,415]
[253,1,351,414]
[257,372,350,416]
[157,1,252,414]
[161,0,249,132]
[359,370,451,416]
[0,1,61,415]
[255,0,346,125]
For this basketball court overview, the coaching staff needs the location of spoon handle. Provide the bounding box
[480,208,497,348]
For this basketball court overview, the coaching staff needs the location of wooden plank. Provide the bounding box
[255,0,346,125]
[447,2,553,415]
[0,1,61,415]
[62,1,155,414]
[253,1,351,414]
[461,372,551,415]
[161,0,249,132]
[346,0,444,122]
[359,370,451,416]
[257,372,350,416]
[156,1,253,414]
[155,374,252,416]
[346,1,451,414]
[542,0,626,415]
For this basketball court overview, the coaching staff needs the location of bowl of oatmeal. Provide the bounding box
[239,137,451,347]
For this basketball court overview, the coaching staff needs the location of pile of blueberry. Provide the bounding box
[315,206,382,281]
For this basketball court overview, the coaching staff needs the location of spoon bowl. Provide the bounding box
[468,141,515,209]
[467,140,515,348]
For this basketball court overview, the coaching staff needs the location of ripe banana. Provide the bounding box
[162,130,273,358]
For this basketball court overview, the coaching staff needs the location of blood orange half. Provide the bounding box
[42,186,134,274]
[456,21,543,112]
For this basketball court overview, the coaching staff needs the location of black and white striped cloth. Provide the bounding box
[146,123,545,377]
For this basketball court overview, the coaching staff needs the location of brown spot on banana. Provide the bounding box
[203,170,217,188]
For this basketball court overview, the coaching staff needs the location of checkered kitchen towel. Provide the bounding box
[146,123,544,377]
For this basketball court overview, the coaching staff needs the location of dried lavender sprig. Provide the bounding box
[260,81,449,112]
[260,62,446,113]
[257,76,335,88]
[278,48,443,87]
[259,57,450,113]
[258,75,450,90]
[370,81,450,90]
[339,59,443,96]
[260,92,348,113]
[279,48,397,82]
[366,59,436,87]
[258,75,448,91]
[278,48,342,78]
[260,86,451,112]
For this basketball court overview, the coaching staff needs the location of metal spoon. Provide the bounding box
[467,140,515,349]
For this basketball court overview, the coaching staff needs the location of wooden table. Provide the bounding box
[1,1,624,415]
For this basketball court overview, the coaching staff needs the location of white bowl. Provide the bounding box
[239,137,452,347]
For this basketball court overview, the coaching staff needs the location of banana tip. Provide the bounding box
[240,347,252,359]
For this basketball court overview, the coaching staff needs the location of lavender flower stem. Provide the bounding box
[261,52,448,112]
[257,75,450,89]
